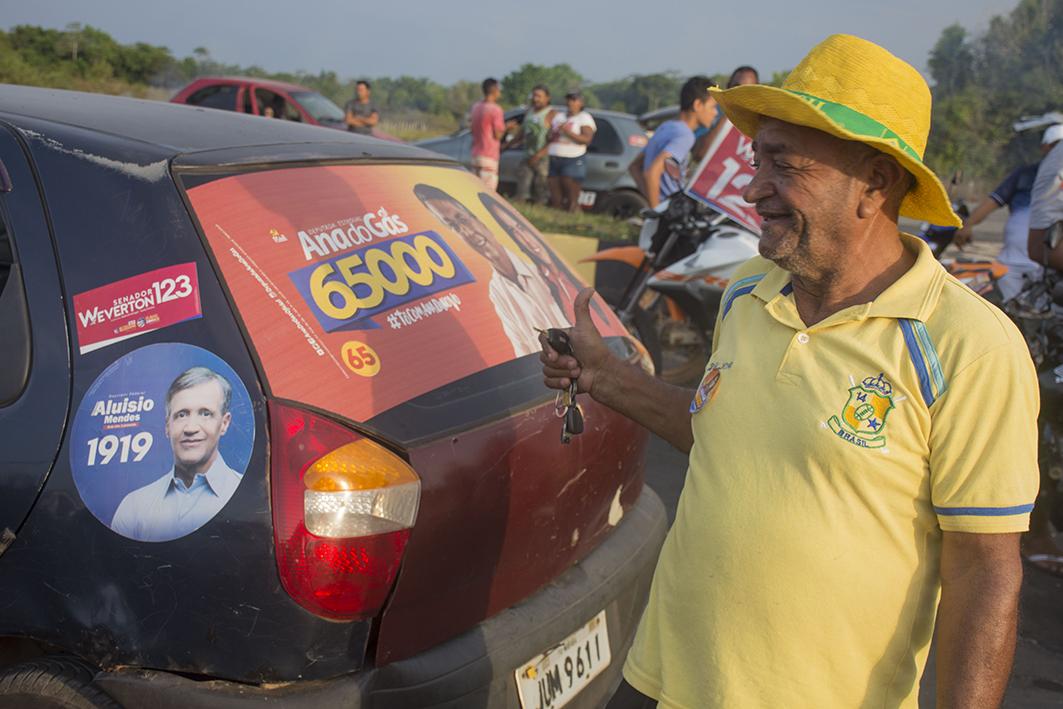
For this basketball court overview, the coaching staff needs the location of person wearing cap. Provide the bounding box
[954,124,1063,300]
[547,91,596,212]
[541,34,1037,709]
[1028,127,1063,270]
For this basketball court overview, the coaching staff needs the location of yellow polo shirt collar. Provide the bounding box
[748,234,947,327]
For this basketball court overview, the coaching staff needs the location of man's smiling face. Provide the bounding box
[743,119,868,278]
[166,380,231,475]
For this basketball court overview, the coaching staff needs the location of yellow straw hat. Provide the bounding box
[711,34,961,227]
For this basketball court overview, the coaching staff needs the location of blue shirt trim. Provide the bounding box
[934,503,1034,516]
[722,274,765,319]
[912,320,947,398]
[899,319,934,407]
[723,285,757,318]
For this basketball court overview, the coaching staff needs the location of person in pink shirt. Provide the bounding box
[470,78,509,191]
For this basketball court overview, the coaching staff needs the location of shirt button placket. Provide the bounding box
[776,330,809,381]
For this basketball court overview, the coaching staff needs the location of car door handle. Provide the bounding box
[604,161,620,168]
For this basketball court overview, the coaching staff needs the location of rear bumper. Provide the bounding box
[96,487,668,709]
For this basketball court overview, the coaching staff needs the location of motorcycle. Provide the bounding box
[918,199,1010,303]
[585,190,759,383]
[917,201,970,259]
[1007,261,1063,537]
[587,173,1007,384]
[916,171,1008,303]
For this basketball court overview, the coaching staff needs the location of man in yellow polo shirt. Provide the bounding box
[541,34,1038,708]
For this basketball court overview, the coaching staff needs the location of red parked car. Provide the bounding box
[171,76,398,140]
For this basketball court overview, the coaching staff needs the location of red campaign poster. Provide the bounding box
[73,262,203,354]
[686,121,763,235]
[183,164,625,424]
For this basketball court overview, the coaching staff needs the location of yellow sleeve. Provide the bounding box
[928,340,1040,533]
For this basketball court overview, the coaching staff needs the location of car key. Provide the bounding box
[539,327,573,358]
[537,328,584,444]
[562,401,584,444]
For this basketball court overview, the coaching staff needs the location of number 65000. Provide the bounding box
[310,234,456,321]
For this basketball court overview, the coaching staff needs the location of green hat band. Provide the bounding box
[785,90,922,163]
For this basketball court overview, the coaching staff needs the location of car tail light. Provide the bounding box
[269,401,420,621]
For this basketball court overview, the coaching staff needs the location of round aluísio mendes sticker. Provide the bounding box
[70,342,254,542]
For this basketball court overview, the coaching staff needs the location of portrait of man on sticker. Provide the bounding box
[413,183,569,357]
[110,366,242,542]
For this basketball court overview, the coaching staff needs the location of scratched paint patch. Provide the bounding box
[70,343,254,543]
[72,263,203,354]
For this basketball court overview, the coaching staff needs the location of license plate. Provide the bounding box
[515,610,611,709]
[578,190,597,207]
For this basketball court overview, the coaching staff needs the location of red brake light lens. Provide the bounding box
[269,401,419,621]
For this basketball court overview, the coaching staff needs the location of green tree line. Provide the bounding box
[0,22,745,122]
[926,0,1063,185]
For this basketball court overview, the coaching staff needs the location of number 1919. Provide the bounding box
[86,433,153,466]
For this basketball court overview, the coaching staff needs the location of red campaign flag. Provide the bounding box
[685,121,762,235]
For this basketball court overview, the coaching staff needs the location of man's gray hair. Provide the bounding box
[165,366,232,417]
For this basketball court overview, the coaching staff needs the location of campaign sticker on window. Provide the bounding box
[73,263,203,354]
[69,342,255,543]
[287,230,474,332]
[183,163,631,423]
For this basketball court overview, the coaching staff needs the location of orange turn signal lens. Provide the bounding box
[303,439,418,492]
[301,439,420,539]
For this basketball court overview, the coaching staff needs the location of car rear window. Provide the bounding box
[186,84,239,110]
[182,163,625,425]
[589,118,624,155]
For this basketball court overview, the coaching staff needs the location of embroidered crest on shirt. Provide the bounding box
[827,373,895,448]
[690,362,729,414]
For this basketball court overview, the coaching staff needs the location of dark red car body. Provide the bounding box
[0,84,666,708]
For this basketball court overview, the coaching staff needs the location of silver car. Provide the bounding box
[416,107,650,218]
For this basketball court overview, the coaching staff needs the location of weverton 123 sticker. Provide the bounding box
[70,342,254,542]
[73,263,203,354]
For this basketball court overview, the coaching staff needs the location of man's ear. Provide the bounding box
[858,154,908,219]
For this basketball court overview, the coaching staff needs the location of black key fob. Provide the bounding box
[561,405,584,444]
[544,328,573,357]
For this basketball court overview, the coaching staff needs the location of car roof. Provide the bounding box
[638,105,680,123]
[0,84,442,167]
[190,75,319,94]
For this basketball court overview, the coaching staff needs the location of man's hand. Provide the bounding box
[953,224,973,247]
[540,288,697,453]
[540,288,616,397]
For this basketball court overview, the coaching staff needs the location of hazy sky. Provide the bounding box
[3,0,1018,85]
